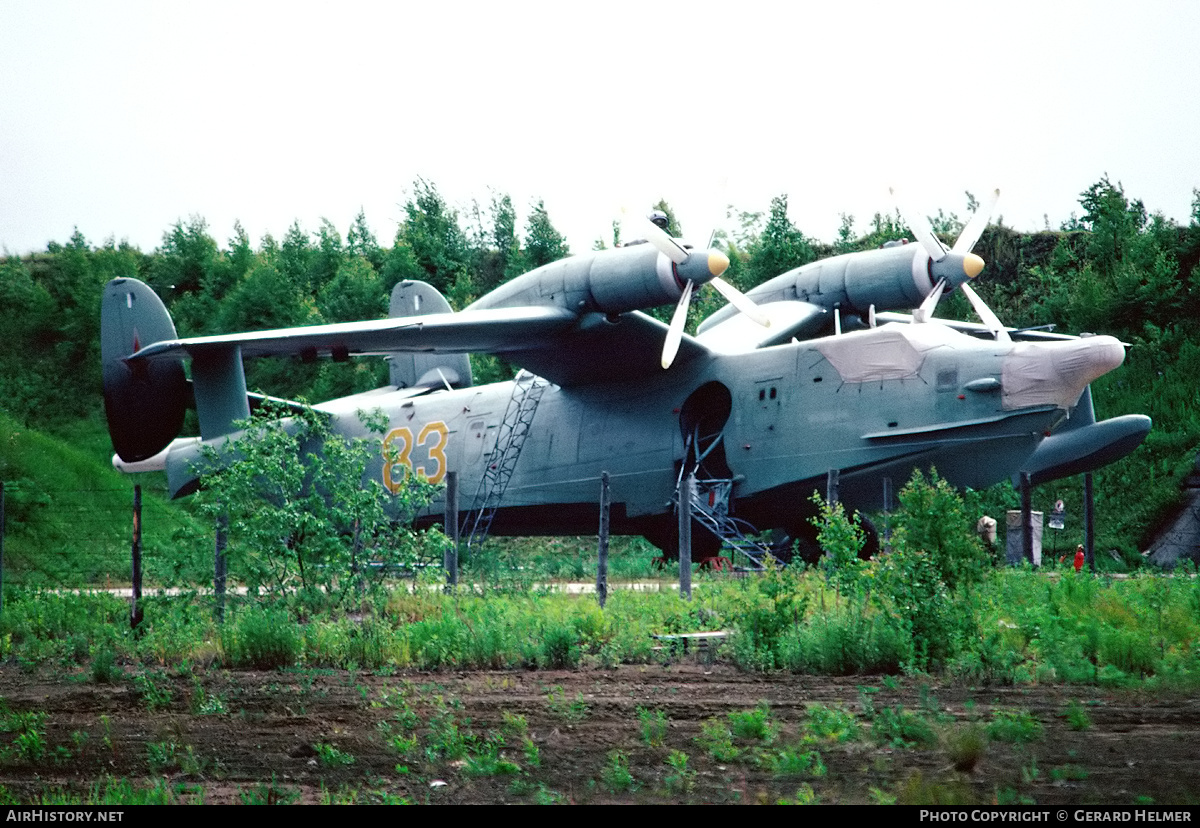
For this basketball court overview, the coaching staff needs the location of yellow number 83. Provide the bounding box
[382,421,448,491]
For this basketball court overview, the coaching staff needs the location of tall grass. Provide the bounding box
[1,566,1199,687]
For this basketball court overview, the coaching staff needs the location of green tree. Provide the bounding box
[0,256,58,423]
[194,405,443,615]
[309,218,345,295]
[746,195,815,285]
[346,209,384,272]
[651,199,683,237]
[380,238,424,294]
[218,260,317,398]
[318,255,386,324]
[278,220,314,291]
[150,216,217,297]
[523,199,570,270]
[398,178,471,293]
[312,250,390,399]
[1078,175,1144,274]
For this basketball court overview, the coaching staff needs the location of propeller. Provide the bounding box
[624,211,770,368]
[893,188,1009,342]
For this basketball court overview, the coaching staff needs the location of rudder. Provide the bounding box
[101,278,188,462]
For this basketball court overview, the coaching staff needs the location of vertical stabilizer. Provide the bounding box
[101,278,188,462]
[387,281,473,389]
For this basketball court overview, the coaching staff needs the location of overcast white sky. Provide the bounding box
[2,1,1198,257]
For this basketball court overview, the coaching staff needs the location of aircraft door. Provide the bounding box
[679,381,733,481]
[461,415,495,466]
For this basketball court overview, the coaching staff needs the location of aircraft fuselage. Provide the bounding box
[263,319,1118,542]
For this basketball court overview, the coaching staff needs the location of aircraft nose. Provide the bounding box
[1052,335,1125,386]
[1001,335,1126,411]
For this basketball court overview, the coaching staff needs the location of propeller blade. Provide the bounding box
[960,282,1012,343]
[914,278,946,323]
[662,279,693,369]
[642,219,690,264]
[890,187,947,262]
[710,276,771,327]
[952,188,1000,255]
[623,208,689,264]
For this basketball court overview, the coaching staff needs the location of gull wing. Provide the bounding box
[130,306,579,362]
[129,306,710,388]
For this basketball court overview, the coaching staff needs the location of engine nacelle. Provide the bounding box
[469,243,728,318]
[699,243,981,333]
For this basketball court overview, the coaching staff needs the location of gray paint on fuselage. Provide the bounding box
[313,322,1080,538]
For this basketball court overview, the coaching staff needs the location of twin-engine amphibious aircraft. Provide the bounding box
[101,194,1151,566]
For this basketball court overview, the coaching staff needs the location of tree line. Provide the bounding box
[3,175,1200,556]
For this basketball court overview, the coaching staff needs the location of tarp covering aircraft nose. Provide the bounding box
[1001,335,1125,410]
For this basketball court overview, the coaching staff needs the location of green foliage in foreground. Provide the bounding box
[194,404,446,617]
[1,461,1197,687]
[1,559,1199,688]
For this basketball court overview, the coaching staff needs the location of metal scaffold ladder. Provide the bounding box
[463,370,549,551]
[678,476,782,571]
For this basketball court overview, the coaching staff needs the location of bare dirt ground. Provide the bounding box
[1,659,1198,805]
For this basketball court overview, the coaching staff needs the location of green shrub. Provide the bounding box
[944,723,987,772]
[1064,700,1093,731]
[892,469,989,592]
[222,608,300,670]
[987,708,1043,744]
[695,718,740,762]
[601,750,636,793]
[871,706,936,748]
[637,707,669,747]
[803,703,860,743]
[728,702,776,742]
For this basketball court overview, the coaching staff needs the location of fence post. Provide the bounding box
[0,480,5,617]
[826,468,839,505]
[130,485,143,630]
[881,476,892,553]
[678,473,692,600]
[596,472,610,608]
[214,510,227,623]
[1020,471,1034,565]
[444,471,459,590]
[1083,472,1095,573]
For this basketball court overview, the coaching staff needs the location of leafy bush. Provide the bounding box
[193,404,443,617]
[728,702,776,742]
[892,469,989,592]
[637,707,669,747]
[870,706,937,748]
[803,704,860,743]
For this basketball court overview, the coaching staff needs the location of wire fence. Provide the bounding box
[0,480,211,590]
